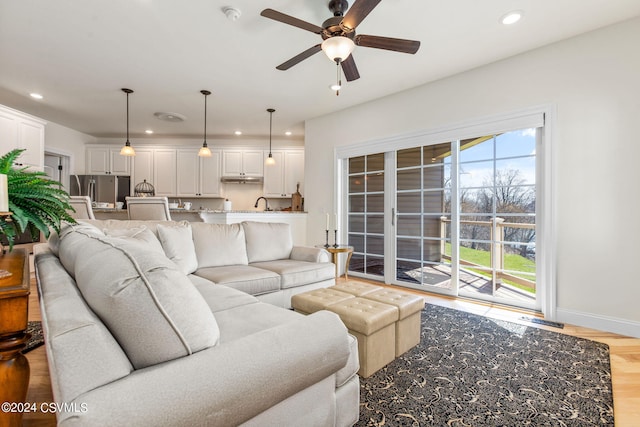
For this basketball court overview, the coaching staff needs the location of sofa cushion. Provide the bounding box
[188,278,260,314]
[242,221,293,263]
[195,265,280,296]
[157,221,199,274]
[104,226,165,254]
[191,223,249,268]
[58,226,220,369]
[251,260,335,289]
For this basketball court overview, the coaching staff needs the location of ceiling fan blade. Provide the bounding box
[355,34,421,54]
[261,9,324,34]
[341,0,382,31]
[276,44,322,70]
[341,55,360,81]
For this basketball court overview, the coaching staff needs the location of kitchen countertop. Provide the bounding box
[201,210,307,214]
[92,209,306,214]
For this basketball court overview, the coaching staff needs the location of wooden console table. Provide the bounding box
[0,249,30,427]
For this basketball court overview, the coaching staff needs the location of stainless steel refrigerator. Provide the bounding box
[70,174,131,206]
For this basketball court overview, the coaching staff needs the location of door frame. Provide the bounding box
[336,105,556,318]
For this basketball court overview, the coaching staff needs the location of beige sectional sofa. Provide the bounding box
[34,220,360,426]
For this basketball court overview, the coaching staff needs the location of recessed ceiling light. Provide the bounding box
[285,131,292,136]
[501,10,523,25]
[145,129,153,134]
[30,93,43,100]
[234,130,242,135]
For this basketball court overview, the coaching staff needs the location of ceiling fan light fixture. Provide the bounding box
[321,36,355,62]
[120,88,136,157]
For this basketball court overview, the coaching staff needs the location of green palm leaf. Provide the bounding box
[1,149,76,250]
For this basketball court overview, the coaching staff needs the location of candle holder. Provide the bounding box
[324,229,329,248]
[333,229,338,248]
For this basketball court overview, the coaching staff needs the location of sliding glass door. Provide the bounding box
[395,143,455,292]
[457,130,536,305]
[347,154,385,279]
[343,120,542,310]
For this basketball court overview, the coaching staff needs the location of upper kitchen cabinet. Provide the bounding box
[0,104,46,171]
[222,149,263,177]
[152,149,177,196]
[131,148,154,193]
[263,149,304,198]
[176,148,222,197]
[86,146,131,175]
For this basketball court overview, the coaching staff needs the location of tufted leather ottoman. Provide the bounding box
[292,288,399,377]
[330,283,425,357]
[325,298,398,378]
[331,281,382,297]
[360,289,425,357]
[290,287,355,315]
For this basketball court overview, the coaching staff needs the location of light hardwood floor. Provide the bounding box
[22,276,640,426]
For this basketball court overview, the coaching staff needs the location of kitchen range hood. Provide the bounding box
[220,176,264,184]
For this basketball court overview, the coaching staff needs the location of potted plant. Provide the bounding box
[0,148,75,251]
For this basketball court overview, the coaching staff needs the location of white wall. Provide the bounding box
[45,122,96,174]
[305,17,640,337]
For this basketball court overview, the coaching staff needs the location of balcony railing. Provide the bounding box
[440,217,536,291]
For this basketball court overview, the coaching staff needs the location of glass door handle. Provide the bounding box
[391,207,396,226]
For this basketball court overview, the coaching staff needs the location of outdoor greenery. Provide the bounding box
[446,243,536,293]
[0,149,75,250]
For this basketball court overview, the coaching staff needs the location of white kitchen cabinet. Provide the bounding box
[86,146,131,175]
[199,150,223,197]
[152,149,177,196]
[222,149,263,177]
[131,148,154,193]
[0,104,46,171]
[263,149,304,198]
[176,149,222,197]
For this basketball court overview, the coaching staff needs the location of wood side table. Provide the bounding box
[0,249,30,427]
[318,245,354,280]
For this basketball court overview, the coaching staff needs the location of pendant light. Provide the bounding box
[119,88,136,156]
[265,108,276,165]
[198,90,212,157]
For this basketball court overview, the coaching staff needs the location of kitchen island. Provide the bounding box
[199,211,308,245]
[92,208,203,222]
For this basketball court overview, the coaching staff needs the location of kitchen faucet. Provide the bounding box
[254,196,271,211]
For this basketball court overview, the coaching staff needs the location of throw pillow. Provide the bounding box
[58,227,220,369]
[156,222,199,274]
[104,226,165,254]
[191,223,249,268]
[242,221,293,263]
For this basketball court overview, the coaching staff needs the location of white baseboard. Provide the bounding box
[556,308,640,338]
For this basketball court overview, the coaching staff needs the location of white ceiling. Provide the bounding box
[1,0,639,141]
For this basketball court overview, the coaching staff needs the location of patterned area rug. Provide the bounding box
[358,304,614,426]
[22,321,44,354]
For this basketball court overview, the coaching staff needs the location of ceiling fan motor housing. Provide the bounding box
[322,16,355,39]
[328,0,349,16]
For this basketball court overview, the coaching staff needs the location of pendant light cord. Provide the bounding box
[126,91,130,143]
[203,92,208,146]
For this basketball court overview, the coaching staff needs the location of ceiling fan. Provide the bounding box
[260,0,420,82]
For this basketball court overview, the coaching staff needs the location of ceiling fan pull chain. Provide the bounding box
[336,59,342,96]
